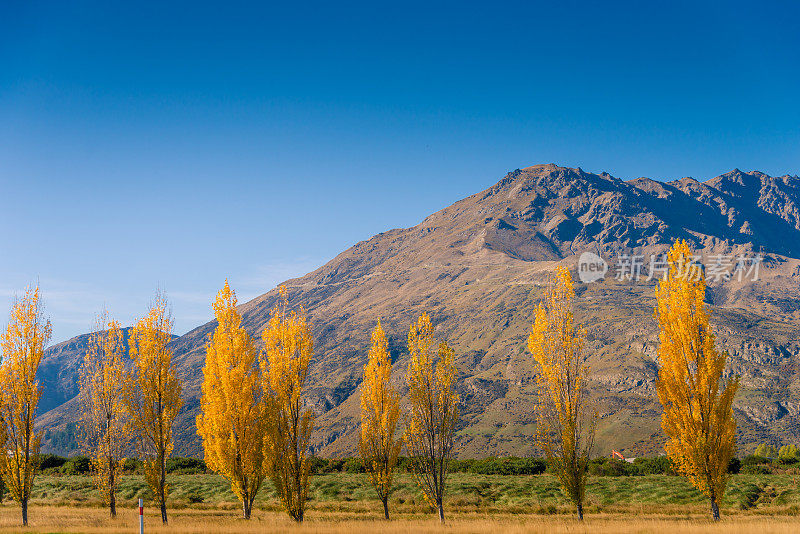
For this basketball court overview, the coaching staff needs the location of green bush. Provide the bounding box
[449,458,476,472]
[397,457,414,473]
[742,454,770,466]
[741,464,771,475]
[312,458,345,473]
[328,459,347,472]
[589,457,635,476]
[465,457,546,475]
[728,456,742,474]
[632,456,675,475]
[166,457,207,474]
[121,458,143,473]
[37,453,68,472]
[60,456,92,475]
[343,457,365,473]
[309,456,329,474]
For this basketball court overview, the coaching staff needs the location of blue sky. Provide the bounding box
[2,1,799,343]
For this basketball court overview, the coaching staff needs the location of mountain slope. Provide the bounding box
[37,164,800,458]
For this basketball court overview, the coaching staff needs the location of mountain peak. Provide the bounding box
[519,163,563,173]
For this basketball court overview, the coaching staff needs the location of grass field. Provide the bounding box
[2,472,799,532]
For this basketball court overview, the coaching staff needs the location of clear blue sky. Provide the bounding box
[2,1,799,343]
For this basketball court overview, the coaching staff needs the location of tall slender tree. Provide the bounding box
[527,266,595,520]
[655,239,738,521]
[79,312,129,518]
[359,321,402,519]
[197,281,270,519]
[122,292,183,524]
[0,285,51,525]
[404,313,459,524]
[261,286,314,522]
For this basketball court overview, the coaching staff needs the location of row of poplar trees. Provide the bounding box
[0,289,182,526]
[196,282,460,523]
[0,238,738,525]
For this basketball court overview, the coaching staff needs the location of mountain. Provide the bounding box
[36,164,800,458]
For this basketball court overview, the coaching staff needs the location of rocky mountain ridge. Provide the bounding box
[35,164,800,458]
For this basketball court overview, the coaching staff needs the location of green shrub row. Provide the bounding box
[449,457,548,475]
[307,456,547,475]
[309,455,729,476]
[33,454,743,477]
[742,453,799,466]
[35,455,209,475]
[737,453,799,474]
[586,456,740,477]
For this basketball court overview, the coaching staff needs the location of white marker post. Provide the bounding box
[138,498,144,534]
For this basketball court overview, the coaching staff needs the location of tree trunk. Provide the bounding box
[22,497,28,526]
[291,508,304,522]
[382,496,390,520]
[577,501,584,521]
[160,457,168,524]
[711,496,720,521]
[109,469,116,518]
[437,500,445,523]
[243,496,251,519]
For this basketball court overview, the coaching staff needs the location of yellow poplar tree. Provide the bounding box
[779,444,798,461]
[655,239,739,521]
[197,280,269,519]
[261,286,314,522]
[527,266,595,520]
[79,312,129,518]
[359,320,402,519]
[0,285,51,526]
[122,292,183,524]
[404,313,459,524]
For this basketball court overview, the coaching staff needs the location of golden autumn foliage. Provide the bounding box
[404,313,459,524]
[0,285,51,525]
[359,321,402,519]
[527,266,595,520]
[655,240,739,521]
[197,281,269,519]
[78,312,129,518]
[122,293,183,524]
[261,286,314,522]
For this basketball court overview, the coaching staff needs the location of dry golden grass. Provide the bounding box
[5,471,800,533]
[2,505,800,534]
